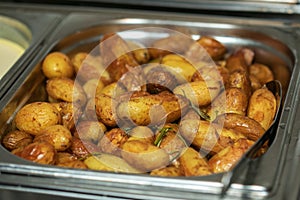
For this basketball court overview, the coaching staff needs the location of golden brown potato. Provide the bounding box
[100,33,139,82]
[150,165,183,177]
[46,78,87,106]
[173,80,221,107]
[55,152,77,164]
[216,113,265,141]
[127,126,154,143]
[126,40,150,64]
[83,79,105,99]
[98,128,128,156]
[247,87,277,130]
[227,70,252,98]
[42,52,74,79]
[208,138,254,173]
[70,137,101,159]
[75,121,106,144]
[71,52,88,73]
[178,147,211,176]
[179,119,245,154]
[121,139,170,172]
[225,48,254,73]
[34,125,72,151]
[84,153,142,173]
[116,91,185,126]
[15,102,61,136]
[19,141,56,165]
[250,63,274,85]
[249,74,262,92]
[57,160,88,169]
[186,36,227,61]
[154,124,186,160]
[2,130,33,151]
[95,94,118,127]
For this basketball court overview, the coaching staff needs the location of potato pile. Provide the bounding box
[2,32,278,176]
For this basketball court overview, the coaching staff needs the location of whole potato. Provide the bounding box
[19,141,56,165]
[15,102,61,136]
[247,87,277,130]
[249,63,274,85]
[121,139,170,172]
[173,80,221,107]
[71,52,88,73]
[127,126,154,144]
[75,121,106,143]
[83,79,104,99]
[46,78,87,106]
[2,130,33,151]
[126,40,150,64]
[178,147,211,176]
[227,70,252,98]
[208,138,254,173]
[34,125,72,151]
[84,153,142,173]
[95,94,118,127]
[216,113,265,141]
[42,52,74,79]
[70,137,101,159]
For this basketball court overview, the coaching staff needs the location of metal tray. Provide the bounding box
[0,11,299,200]
[0,7,63,101]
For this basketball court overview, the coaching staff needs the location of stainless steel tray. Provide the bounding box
[0,8,63,101]
[0,11,299,200]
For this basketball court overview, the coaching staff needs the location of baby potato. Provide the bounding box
[83,79,105,99]
[71,52,88,73]
[225,48,254,73]
[178,147,212,176]
[249,75,262,92]
[179,119,245,154]
[95,94,118,127]
[84,153,142,173]
[250,63,274,85]
[19,141,56,165]
[15,102,61,136]
[2,130,33,151]
[247,87,277,130]
[70,137,101,159]
[55,152,78,164]
[150,165,183,177]
[217,113,265,141]
[75,121,106,144]
[208,138,254,173]
[227,70,252,98]
[126,40,150,64]
[121,139,170,172]
[173,80,221,107]
[42,51,74,79]
[46,78,87,106]
[116,91,184,126]
[98,128,129,156]
[128,126,154,143]
[34,125,72,151]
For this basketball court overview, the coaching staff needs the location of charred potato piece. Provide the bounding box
[247,87,277,130]
[42,52,74,79]
[216,113,265,141]
[250,63,274,85]
[34,125,72,151]
[208,138,254,173]
[46,77,87,106]
[178,147,212,176]
[98,128,128,156]
[18,141,56,165]
[2,130,33,151]
[15,102,61,136]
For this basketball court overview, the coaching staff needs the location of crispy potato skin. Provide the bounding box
[179,147,212,176]
[208,138,254,173]
[216,113,265,141]
[224,87,248,115]
[42,52,74,79]
[2,130,33,151]
[34,125,72,151]
[15,102,61,136]
[247,88,277,130]
[19,141,56,165]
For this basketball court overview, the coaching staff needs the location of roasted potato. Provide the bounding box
[225,48,254,73]
[178,147,211,176]
[46,77,87,106]
[42,52,74,79]
[83,79,105,99]
[84,153,142,173]
[75,121,106,144]
[70,137,101,159]
[249,63,274,85]
[15,102,61,136]
[126,40,150,64]
[216,113,265,141]
[34,125,72,151]
[227,70,252,98]
[247,87,277,130]
[71,52,88,73]
[95,94,118,127]
[2,130,33,151]
[150,165,183,177]
[18,141,56,165]
[208,138,254,173]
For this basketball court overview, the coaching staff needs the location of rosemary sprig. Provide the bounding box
[154,127,172,147]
